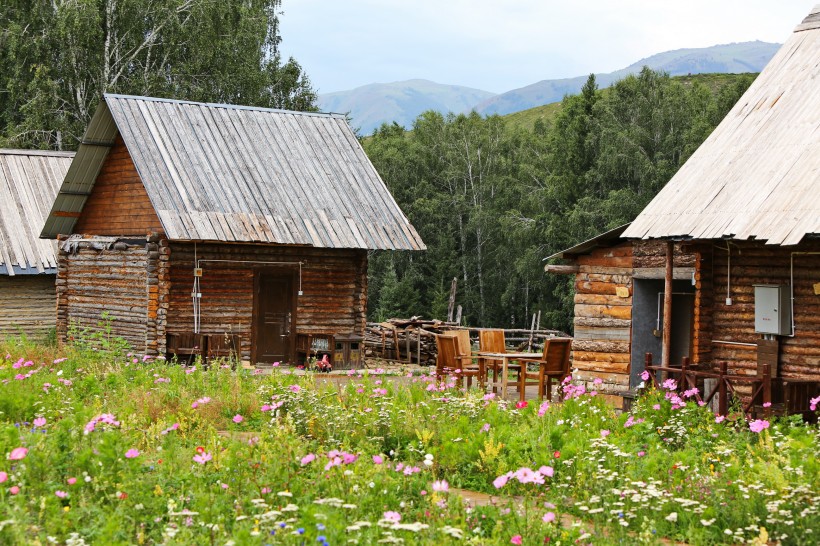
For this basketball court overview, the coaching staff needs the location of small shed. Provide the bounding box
[0,149,73,339]
[545,227,697,403]
[40,94,424,363]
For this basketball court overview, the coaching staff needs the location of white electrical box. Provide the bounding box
[753,284,791,335]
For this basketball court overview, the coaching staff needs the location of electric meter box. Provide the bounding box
[753,285,791,335]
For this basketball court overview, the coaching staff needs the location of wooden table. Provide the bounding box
[477,352,541,401]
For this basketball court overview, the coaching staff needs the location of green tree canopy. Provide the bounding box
[0,0,316,150]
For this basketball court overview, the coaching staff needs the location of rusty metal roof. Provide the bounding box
[41,94,425,250]
[624,5,820,246]
[0,149,73,275]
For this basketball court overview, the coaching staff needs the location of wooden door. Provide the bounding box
[253,272,294,364]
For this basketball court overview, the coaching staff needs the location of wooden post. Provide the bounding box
[661,241,674,370]
[681,356,689,389]
[762,363,772,417]
[527,313,536,352]
[718,362,728,416]
[447,277,457,322]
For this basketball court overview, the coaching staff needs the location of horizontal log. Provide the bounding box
[573,325,630,342]
[574,317,631,328]
[572,340,630,354]
[574,293,632,306]
[544,264,579,275]
[574,304,632,320]
[573,350,630,364]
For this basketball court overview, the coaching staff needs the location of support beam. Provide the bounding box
[662,241,674,368]
[544,264,580,274]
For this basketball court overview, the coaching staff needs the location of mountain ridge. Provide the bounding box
[320,41,780,134]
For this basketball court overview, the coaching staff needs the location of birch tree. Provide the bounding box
[0,0,316,150]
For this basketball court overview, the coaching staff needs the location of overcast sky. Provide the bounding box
[279,1,817,94]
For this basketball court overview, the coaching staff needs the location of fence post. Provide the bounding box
[681,356,689,389]
[718,362,728,416]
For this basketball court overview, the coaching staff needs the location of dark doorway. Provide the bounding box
[253,271,295,364]
[630,279,695,388]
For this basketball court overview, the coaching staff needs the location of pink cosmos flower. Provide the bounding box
[600,429,610,438]
[543,512,556,523]
[715,415,726,423]
[301,453,316,466]
[232,414,244,424]
[493,472,512,489]
[749,419,770,433]
[10,485,20,495]
[637,451,646,457]
[193,452,212,464]
[261,487,271,494]
[125,449,140,459]
[0,471,7,483]
[33,417,46,427]
[8,447,28,460]
[810,395,820,412]
[762,402,772,408]
[289,384,301,393]
[652,404,661,410]
[481,423,491,432]
[221,483,229,490]
[432,480,449,492]
[511,535,523,545]
[515,400,528,409]
[53,358,68,364]
[538,465,554,478]
[538,401,550,417]
[383,511,401,523]
[260,404,273,412]
[372,455,384,464]
[55,490,67,498]
[640,370,650,381]
[67,477,77,485]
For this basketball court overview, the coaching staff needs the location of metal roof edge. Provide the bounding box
[103,93,348,121]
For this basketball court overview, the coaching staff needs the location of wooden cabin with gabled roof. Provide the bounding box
[0,149,73,339]
[548,6,820,412]
[40,94,425,364]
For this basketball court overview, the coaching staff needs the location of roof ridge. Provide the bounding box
[0,149,75,158]
[103,93,347,120]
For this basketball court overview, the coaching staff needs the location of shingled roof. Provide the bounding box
[41,94,425,251]
[1,149,73,275]
[624,5,820,246]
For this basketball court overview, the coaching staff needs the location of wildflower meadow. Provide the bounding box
[0,339,818,545]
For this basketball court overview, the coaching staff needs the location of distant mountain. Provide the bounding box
[474,41,779,116]
[318,79,496,135]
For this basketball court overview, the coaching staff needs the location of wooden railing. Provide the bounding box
[644,354,773,418]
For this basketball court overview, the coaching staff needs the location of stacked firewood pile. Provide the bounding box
[364,317,569,366]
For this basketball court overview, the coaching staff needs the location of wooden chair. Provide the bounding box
[517,337,573,401]
[479,329,521,394]
[436,333,481,388]
[451,329,483,387]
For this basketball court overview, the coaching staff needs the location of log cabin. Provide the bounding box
[0,149,73,340]
[548,6,820,410]
[545,228,698,404]
[40,94,424,364]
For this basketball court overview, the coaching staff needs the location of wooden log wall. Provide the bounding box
[0,275,56,340]
[73,135,164,236]
[56,240,151,352]
[571,241,634,395]
[570,240,697,396]
[708,240,820,379]
[167,243,368,361]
